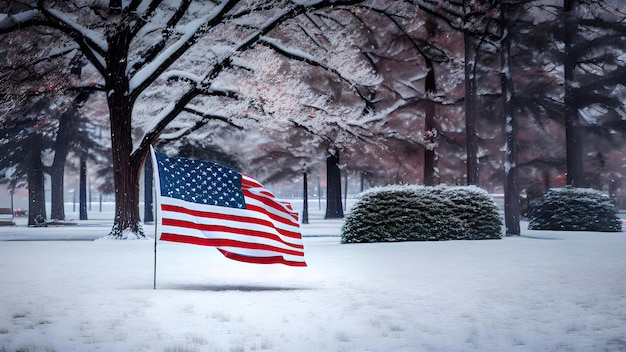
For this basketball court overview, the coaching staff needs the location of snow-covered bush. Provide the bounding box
[437,186,505,240]
[341,185,502,243]
[527,186,622,232]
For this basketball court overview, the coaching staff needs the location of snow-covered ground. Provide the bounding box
[1,203,625,352]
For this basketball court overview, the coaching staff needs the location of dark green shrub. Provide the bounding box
[527,186,622,232]
[439,186,505,240]
[341,185,502,243]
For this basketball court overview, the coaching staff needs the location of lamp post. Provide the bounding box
[70,189,76,212]
[302,171,309,224]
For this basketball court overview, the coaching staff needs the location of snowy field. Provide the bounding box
[1,203,625,352]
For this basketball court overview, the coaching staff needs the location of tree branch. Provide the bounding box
[127,0,191,75]
[133,0,370,160]
[128,0,241,101]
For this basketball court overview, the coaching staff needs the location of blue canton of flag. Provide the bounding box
[154,152,245,208]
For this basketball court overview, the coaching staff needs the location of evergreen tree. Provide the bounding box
[0,97,54,226]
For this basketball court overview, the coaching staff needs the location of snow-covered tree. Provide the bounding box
[0,21,72,224]
[344,3,463,186]
[246,1,467,191]
[1,0,384,238]
[558,0,626,187]
[0,96,56,226]
[0,12,110,223]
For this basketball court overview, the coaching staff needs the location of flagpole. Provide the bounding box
[151,147,158,290]
[153,216,157,290]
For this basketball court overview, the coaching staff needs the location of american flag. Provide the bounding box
[151,147,306,267]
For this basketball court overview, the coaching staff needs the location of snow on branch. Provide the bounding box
[259,35,379,87]
[129,17,207,94]
[0,10,39,29]
[45,9,108,54]
[128,1,234,97]
[39,8,108,73]
[0,6,110,75]
[142,101,177,138]
[258,36,317,63]
[128,1,196,76]
[258,35,380,102]
[182,107,246,130]
[348,99,407,128]
[164,70,203,85]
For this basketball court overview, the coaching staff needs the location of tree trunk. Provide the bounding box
[318,177,322,210]
[423,19,439,186]
[79,153,88,220]
[28,134,47,227]
[107,90,144,238]
[302,172,309,224]
[360,172,365,192]
[144,155,154,223]
[501,2,520,236]
[49,164,65,221]
[105,26,144,239]
[464,32,479,186]
[325,151,343,219]
[423,97,437,186]
[563,0,584,187]
[49,108,79,220]
[343,171,348,210]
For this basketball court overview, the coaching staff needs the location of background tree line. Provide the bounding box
[1,0,625,237]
